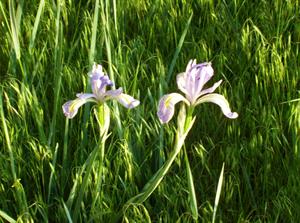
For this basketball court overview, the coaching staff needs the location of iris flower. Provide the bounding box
[157,59,238,123]
[63,63,140,119]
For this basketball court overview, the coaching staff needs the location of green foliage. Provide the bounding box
[0,0,299,222]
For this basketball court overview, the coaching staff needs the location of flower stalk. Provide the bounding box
[125,104,196,205]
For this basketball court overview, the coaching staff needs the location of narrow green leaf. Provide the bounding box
[9,0,21,59]
[212,163,225,223]
[184,147,198,220]
[29,0,45,52]
[61,199,73,223]
[167,12,193,83]
[47,143,59,203]
[0,209,16,223]
[126,117,196,205]
[89,0,99,65]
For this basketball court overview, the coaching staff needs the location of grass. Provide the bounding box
[0,0,299,222]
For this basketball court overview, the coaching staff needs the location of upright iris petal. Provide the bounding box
[157,59,238,123]
[62,63,140,119]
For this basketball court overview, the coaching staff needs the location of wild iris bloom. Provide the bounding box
[157,59,238,123]
[63,63,140,118]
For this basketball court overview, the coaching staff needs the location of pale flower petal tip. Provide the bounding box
[226,111,238,119]
[127,99,140,109]
[62,100,79,119]
[116,93,140,109]
[91,63,104,76]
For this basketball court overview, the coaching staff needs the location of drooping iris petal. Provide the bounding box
[62,95,97,119]
[115,93,140,109]
[157,93,190,123]
[195,93,238,119]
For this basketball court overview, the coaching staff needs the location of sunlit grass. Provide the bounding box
[0,0,299,222]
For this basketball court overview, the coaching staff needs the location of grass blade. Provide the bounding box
[47,143,59,203]
[89,0,99,65]
[48,2,63,146]
[61,199,73,223]
[8,0,20,59]
[212,163,225,223]
[29,0,45,52]
[0,209,16,223]
[184,146,198,220]
[166,12,193,83]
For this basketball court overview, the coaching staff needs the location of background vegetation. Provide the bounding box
[0,0,299,222]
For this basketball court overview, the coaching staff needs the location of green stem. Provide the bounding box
[185,106,194,131]
[111,105,196,223]
[124,106,196,206]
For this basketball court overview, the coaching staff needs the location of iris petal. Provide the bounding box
[90,63,104,78]
[195,93,238,119]
[91,75,113,98]
[157,93,190,123]
[62,96,97,119]
[76,93,96,99]
[104,88,123,99]
[90,64,113,98]
[177,60,215,104]
[189,62,214,103]
[176,72,188,95]
[198,80,222,97]
[115,93,140,109]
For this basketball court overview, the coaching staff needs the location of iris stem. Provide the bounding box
[117,105,196,221]
[185,106,195,131]
[90,104,110,214]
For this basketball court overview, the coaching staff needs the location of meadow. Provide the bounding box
[0,0,299,222]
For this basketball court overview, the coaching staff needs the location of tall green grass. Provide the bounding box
[0,0,299,222]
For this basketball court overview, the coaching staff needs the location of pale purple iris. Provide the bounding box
[157,59,238,123]
[62,63,140,119]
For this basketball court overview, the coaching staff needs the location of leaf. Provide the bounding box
[212,163,225,223]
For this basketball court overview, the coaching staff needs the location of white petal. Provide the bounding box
[62,96,97,119]
[198,80,222,97]
[115,93,140,109]
[76,93,96,99]
[157,93,190,123]
[195,93,238,119]
[176,72,188,95]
